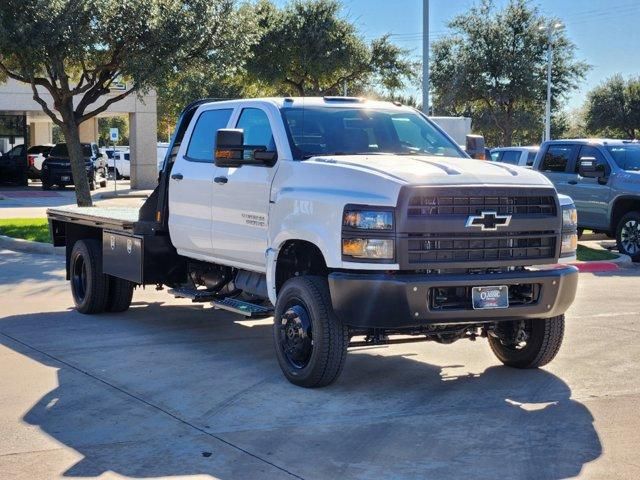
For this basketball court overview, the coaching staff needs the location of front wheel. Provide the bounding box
[273,276,349,388]
[616,211,640,262]
[488,315,565,369]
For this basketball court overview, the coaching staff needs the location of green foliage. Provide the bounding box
[246,0,416,96]
[431,0,588,146]
[0,0,242,206]
[98,116,129,146]
[585,75,640,139]
[576,245,618,262]
[0,218,50,243]
[157,0,417,137]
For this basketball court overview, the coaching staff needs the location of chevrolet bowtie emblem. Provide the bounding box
[466,211,512,231]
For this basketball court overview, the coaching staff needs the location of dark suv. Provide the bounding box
[533,139,640,260]
[0,144,28,186]
[41,143,107,191]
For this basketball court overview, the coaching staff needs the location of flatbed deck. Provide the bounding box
[47,206,139,231]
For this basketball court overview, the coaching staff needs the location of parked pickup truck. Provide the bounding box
[48,97,579,388]
[533,139,640,261]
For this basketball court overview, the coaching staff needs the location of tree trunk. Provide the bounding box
[60,102,93,207]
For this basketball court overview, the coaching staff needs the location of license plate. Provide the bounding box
[472,285,509,310]
[61,175,70,181]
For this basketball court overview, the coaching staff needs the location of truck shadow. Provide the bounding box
[0,305,602,479]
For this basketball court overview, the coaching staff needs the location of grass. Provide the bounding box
[577,244,618,262]
[0,218,50,243]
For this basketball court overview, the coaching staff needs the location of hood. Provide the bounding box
[307,154,554,187]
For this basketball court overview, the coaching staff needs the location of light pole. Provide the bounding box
[422,0,429,115]
[541,22,563,142]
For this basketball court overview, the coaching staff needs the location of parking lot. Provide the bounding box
[1,247,639,480]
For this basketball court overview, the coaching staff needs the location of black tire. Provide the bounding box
[70,240,109,314]
[42,182,51,191]
[273,276,349,388]
[105,276,134,312]
[100,178,107,188]
[489,315,564,369]
[616,211,640,262]
[19,172,28,186]
[89,180,96,191]
[577,228,584,240]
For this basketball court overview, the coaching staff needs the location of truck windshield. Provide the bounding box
[280,107,464,160]
[607,145,640,171]
[50,144,93,158]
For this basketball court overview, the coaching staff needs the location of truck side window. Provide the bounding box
[576,146,607,173]
[185,108,233,162]
[236,108,276,151]
[541,145,572,172]
[499,150,520,165]
[526,151,537,166]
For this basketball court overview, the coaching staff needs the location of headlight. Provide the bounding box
[560,233,578,257]
[343,210,393,230]
[342,238,394,260]
[560,204,578,257]
[562,205,578,230]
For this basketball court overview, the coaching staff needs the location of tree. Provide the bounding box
[98,116,128,146]
[431,0,587,146]
[0,0,242,206]
[585,75,640,139]
[246,0,416,97]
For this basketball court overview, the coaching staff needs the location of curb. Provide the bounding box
[570,262,620,273]
[0,235,64,256]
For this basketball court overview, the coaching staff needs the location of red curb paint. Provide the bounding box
[571,262,619,273]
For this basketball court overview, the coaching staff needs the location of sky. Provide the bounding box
[274,0,640,112]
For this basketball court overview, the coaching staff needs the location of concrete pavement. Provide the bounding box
[1,250,639,479]
[0,181,150,218]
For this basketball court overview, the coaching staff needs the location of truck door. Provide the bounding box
[168,107,234,258]
[564,145,611,229]
[211,106,280,270]
[538,144,577,197]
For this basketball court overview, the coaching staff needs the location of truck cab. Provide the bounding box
[533,139,640,261]
[49,97,580,388]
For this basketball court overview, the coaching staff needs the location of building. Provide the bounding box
[0,78,158,189]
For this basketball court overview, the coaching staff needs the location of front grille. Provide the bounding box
[406,232,556,264]
[408,195,557,217]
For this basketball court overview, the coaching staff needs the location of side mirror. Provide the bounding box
[466,134,486,160]
[578,156,606,179]
[214,128,277,167]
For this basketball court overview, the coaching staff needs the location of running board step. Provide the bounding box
[211,298,274,318]
[168,287,218,303]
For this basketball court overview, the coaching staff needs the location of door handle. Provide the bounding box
[171,173,183,180]
[567,180,578,185]
[214,176,228,184]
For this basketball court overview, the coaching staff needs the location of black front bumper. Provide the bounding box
[328,266,579,329]
[42,166,93,185]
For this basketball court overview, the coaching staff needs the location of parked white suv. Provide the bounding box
[491,146,539,167]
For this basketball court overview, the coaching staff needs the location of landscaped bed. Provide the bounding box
[0,218,50,243]
[576,244,619,262]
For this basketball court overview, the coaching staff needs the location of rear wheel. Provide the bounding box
[70,240,109,314]
[273,276,348,388]
[105,276,134,312]
[616,211,640,262]
[488,316,564,368]
[42,182,51,191]
[89,180,96,191]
